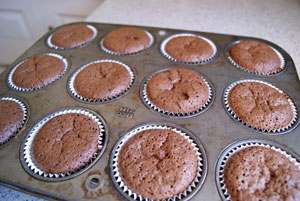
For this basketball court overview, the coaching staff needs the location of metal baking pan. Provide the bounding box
[0,22,299,201]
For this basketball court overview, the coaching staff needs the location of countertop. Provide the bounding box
[86,0,300,80]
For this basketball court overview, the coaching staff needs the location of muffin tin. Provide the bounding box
[0,22,299,201]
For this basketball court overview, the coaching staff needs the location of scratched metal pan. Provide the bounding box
[0,22,299,201]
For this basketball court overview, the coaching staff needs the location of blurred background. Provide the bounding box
[0,0,104,69]
[1,0,300,78]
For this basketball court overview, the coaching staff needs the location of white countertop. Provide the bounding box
[86,0,300,80]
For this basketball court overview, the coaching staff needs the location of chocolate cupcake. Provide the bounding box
[101,27,153,55]
[111,123,207,200]
[224,80,297,133]
[8,53,68,91]
[143,68,212,116]
[224,146,300,201]
[68,60,135,103]
[216,140,300,201]
[227,40,284,75]
[48,24,97,49]
[32,113,99,174]
[118,129,197,200]
[161,33,217,64]
[21,108,107,180]
[0,97,28,145]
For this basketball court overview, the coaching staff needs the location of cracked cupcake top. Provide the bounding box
[12,54,65,89]
[165,35,214,63]
[118,129,198,200]
[102,27,151,54]
[224,146,300,201]
[73,61,131,100]
[0,99,24,144]
[50,24,95,49]
[32,113,99,174]
[146,68,209,113]
[228,81,293,131]
[228,40,282,74]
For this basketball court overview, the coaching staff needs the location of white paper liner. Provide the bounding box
[100,29,154,56]
[141,68,214,118]
[0,96,28,146]
[46,24,97,50]
[223,79,298,134]
[22,108,105,179]
[111,124,205,201]
[68,59,135,103]
[225,39,286,76]
[216,140,300,201]
[160,33,218,65]
[7,53,69,92]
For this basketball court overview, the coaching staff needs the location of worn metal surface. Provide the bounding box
[0,22,299,201]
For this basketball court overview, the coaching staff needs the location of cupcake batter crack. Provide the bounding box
[147,68,209,113]
[32,113,99,174]
[228,82,293,130]
[228,40,282,74]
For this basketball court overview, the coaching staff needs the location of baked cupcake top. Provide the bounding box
[228,40,282,74]
[50,24,95,49]
[73,61,132,100]
[102,27,151,54]
[32,113,99,174]
[146,68,209,113]
[164,35,215,63]
[11,54,66,90]
[118,129,198,200]
[0,99,24,144]
[224,146,300,201]
[228,81,294,131]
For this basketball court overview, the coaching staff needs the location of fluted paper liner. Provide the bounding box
[68,59,135,103]
[160,33,218,65]
[140,68,214,118]
[46,24,97,50]
[111,123,207,201]
[215,139,300,201]
[100,30,154,56]
[7,53,69,92]
[21,108,106,180]
[225,39,286,76]
[223,79,298,134]
[0,96,29,147]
